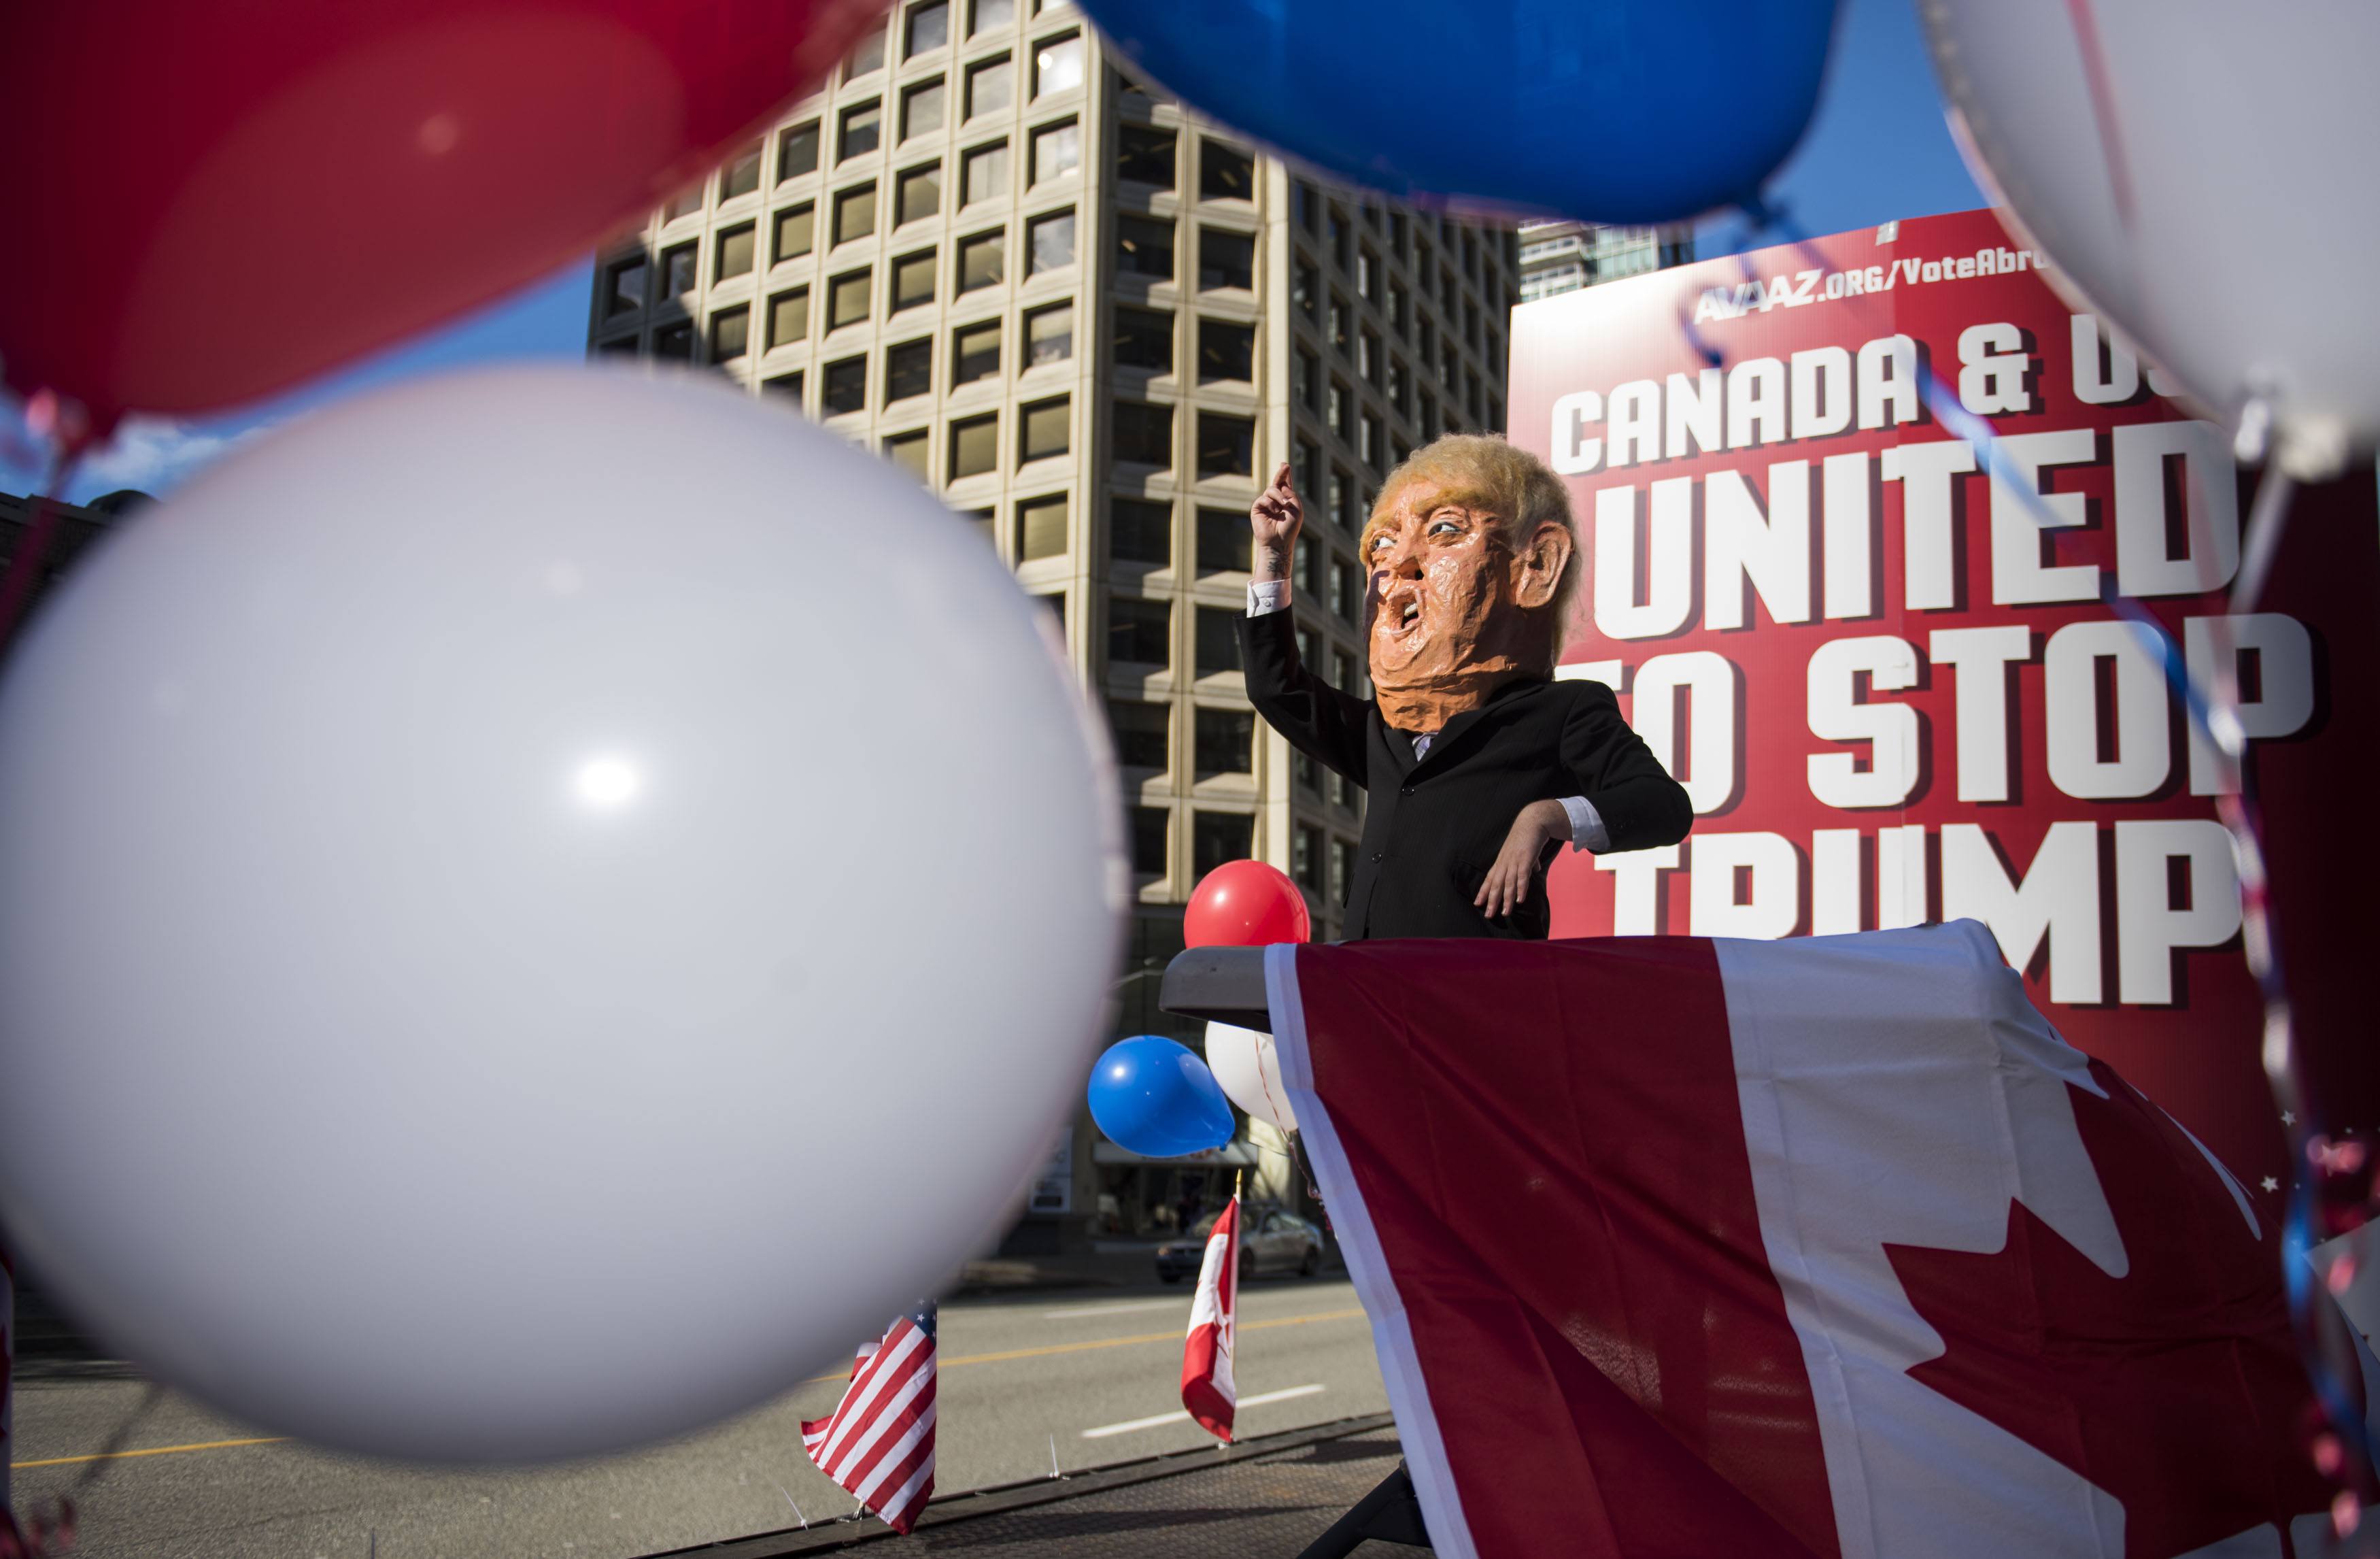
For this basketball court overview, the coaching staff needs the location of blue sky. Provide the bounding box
[5,0,1979,506]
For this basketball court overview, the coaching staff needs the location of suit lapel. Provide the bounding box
[1408,680,1550,779]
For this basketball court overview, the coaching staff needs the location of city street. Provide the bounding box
[7,1276,1387,1559]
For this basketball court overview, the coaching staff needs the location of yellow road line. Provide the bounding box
[14,1307,1370,1470]
[12,1435,287,1470]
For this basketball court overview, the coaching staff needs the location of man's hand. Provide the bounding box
[1251,463,1302,583]
[1474,799,1571,919]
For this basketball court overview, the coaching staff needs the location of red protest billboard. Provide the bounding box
[1511,207,2380,1186]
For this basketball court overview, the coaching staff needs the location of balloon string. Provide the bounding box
[1699,202,2358,1499]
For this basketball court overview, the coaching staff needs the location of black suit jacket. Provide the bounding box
[1240,608,1693,941]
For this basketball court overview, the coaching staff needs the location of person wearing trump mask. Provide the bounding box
[1240,434,1690,940]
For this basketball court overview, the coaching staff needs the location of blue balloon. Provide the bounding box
[1077,0,1838,225]
[1087,1036,1238,1158]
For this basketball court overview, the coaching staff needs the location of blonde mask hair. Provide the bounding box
[1361,433,1581,670]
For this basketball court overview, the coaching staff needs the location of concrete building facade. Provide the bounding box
[588,0,1517,1245]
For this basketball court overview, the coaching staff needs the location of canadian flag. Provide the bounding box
[1263,922,2346,1559]
[1180,1194,1240,1443]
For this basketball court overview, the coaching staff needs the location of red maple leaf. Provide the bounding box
[1885,1060,2337,1559]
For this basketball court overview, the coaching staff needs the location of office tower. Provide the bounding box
[1516,218,1695,303]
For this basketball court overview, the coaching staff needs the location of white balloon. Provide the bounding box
[0,365,1123,1462]
[1922,0,2380,476]
[1205,1021,1295,1133]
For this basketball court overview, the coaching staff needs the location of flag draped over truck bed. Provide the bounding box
[1265,922,2336,1559]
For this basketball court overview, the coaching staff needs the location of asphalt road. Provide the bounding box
[7,1276,1387,1559]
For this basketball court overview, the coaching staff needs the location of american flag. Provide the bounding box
[800,1301,937,1535]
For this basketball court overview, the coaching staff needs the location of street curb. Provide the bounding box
[638,1411,1400,1558]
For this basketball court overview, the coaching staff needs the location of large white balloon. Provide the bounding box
[0,365,1123,1461]
[1205,1021,1295,1134]
[1922,0,2380,477]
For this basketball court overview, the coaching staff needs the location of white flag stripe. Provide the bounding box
[877,1441,938,1527]
[821,1351,934,1479]
[1083,1384,1326,1439]
[850,1399,937,1505]
[815,1327,927,1467]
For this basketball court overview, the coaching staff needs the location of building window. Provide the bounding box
[767,287,810,348]
[966,54,1013,118]
[1193,812,1253,879]
[839,100,882,160]
[961,141,1008,205]
[1357,246,1379,304]
[774,202,816,262]
[1198,318,1254,384]
[1198,413,1256,480]
[1291,348,1318,409]
[953,319,1001,384]
[905,0,949,56]
[1292,261,1318,322]
[1108,597,1172,665]
[901,78,945,140]
[1131,807,1169,876]
[1292,180,1317,232]
[845,27,886,79]
[1112,401,1173,467]
[1360,411,1384,471]
[1326,380,1350,439]
[1038,591,1067,634]
[1388,280,1408,335]
[1116,214,1174,279]
[1111,498,1171,566]
[722,144,764,200]
[764,369,804,402]
[822,354,867,414]
[1198,228,1253,290]
[957,229,1004,291]
[1017,493,1068,560]
[1112,306,1172,372]
[949,412,999,478]
[1109,701,1169,770]
[1329,467,1353,529]
[709,305,750,361]
[827,268,871,329]
[1292,437,1320,500]
[885,429,930,480]
[1116,124,1175,188]
[662,241,698,296]
[1327,205,1350,271]
[598,331,637,355]
[1294,824,1324,892]
[1196,507,1246,575]
[1195,709,1254,775]
[1027,209,1076,273]
[1025,302,1072,365]
[1329,837,1354,900]
[1358,327,1381,386]
[970,0,1015,37]
[1388,357,1409,416]
[664,185,703,222]
[1329,297,1350,355]
[1200,140,1255,201]
[1019,395,1070,461]
[885,337,932,401]
[1032,31,1083,97]
[602,256,646,316]
[1030,118,1080,184]
[891,248,936,309]
[834,184,878,246]
[715,221,756,281]
[1331,556,1361,624]
[1194,605,1242,675]
[896,164,940,225]
[779,122,821,181]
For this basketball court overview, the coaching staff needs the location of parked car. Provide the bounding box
[1156,1205,1325,1283]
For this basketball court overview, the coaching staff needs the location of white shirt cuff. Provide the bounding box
[1246,580,1292,616]
[1560,795,1610,853]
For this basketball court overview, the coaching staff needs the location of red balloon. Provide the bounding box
[1185,860,1312,949]
[2,0,889,427]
